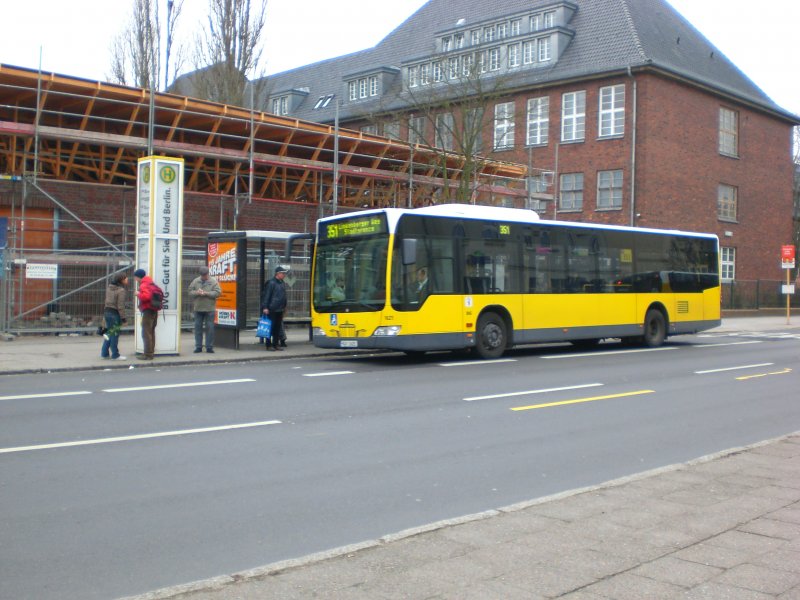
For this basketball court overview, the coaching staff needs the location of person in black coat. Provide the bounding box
[261,265,289,351]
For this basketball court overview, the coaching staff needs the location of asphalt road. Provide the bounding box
[1,331,799,599]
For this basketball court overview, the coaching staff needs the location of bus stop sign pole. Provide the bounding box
[781,244,795,325]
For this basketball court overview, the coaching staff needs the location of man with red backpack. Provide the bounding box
[133,269,162,360]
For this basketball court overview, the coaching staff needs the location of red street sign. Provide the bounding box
[782,245,795,261]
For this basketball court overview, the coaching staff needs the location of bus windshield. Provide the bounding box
[312,235,389,312]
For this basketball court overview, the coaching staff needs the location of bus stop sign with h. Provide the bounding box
[781,244,795,324]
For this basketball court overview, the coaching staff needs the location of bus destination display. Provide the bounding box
[323,216,387,240]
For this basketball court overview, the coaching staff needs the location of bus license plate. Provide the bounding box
[340,340,358,348]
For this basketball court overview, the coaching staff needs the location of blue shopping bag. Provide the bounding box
[256,315,272,339]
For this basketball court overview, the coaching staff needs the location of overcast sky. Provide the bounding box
[1,0,798,115]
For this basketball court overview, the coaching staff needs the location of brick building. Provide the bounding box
[247,0,798,282]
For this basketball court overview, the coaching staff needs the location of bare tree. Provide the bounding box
[108,0,185,90]
[192,0,269,106]
[364,53,519,205]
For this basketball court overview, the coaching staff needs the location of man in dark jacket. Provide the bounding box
[260,265,288,351]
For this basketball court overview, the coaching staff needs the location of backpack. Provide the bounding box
[150,284,164,311]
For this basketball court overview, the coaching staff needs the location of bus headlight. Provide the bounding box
[312,327,327,337]
[373,326,402,336]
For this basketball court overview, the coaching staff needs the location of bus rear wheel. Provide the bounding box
[642,309,666,347]
[475,312,507,359]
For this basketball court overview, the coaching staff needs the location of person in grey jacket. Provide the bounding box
[260,265,288,351]
[188,266,222,353]
[100,272,128,360]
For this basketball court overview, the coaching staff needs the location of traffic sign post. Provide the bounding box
[781,245,795,325]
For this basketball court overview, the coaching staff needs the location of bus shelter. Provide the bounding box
[205,230,313,349]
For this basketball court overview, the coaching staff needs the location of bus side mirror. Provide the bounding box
[402,239,417,265]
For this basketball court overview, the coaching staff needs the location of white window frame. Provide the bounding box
[718,184,738,221]
[361,124,378,135]
[348,81,357,100]
[538,37,551,62]
[599,84,625,137]
[369,76,379,97]
[454,33,464,49]
[543,11,555,28]
[471,30,481,45]
[720,247,735,281]
[523,41,536,65]
[420,63,430,85]
[435,112,454,151]
[408,116,425,145]
[433,61,443,82]
[719,107,738,157]
[442,36,451,52]
[597,170,623,209]
[559,173,584,211]
[508,43,521,68]
[530,14,541,32]
[488,47,500,71]
[497,22,508,39]
[484,25,495,42]
[462,54,474,77]
[511,19,521,36]
[561,91,586,142]
[448,56,459,79]
[271,96,288,116]
[526,96,549,146]
[359,78,368,99]
[493,101,515,150]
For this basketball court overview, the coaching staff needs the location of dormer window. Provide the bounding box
[538,37,552,61]
[442,36,452,52]
[497,22,508,39]
[484,25,495,42]
[272,96,288,116]
[543,11,555,28]
[471,30,480,45]
[420,63,431,84]
[454,33,465,49]
[408,66,419,88]
[349,80,358,99]
[530,14,541,32]
[511,19,521,36]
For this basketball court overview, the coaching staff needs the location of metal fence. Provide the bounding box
[0,249,311,335]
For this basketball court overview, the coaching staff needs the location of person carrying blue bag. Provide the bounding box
[260,265,289,351]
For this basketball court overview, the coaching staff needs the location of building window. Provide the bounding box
[435,112,454,151]
[497,22,508,39]
[526,96,549,146]
[314,94,334,109]
[271,96,288,116]
[719,107,738,157]
[369,76,379,97]
[442,36,451,52]
[511,19,521,36]
[530,14,541,32]
[419,63,430,85]
[384,121,401,140]
[493,101,515,150]
[720,247,735,281]
[523,41,536,64]
[538,37,551,62]
[718,184,737,221]
[433,61,443,82]
[408,67,418,88]
[448,56,459,79]
[597,169,623,209]
[508,43,521,68]
[408,116,425,145]
[488,47,500,71]
[599,84,625,137]
[462,54,474,77]
[559,173,584,211]
[561,91,586,142]
[361,124,378,135]
[359,78,368,99]
[543,11,555,28]
[471,30,480,45]
[484,25,495,42]
[454,33,464,49]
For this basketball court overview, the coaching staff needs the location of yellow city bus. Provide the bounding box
[310,204,720,358]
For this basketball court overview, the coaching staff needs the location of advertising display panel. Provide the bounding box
[208,238,246,328]
[136,156,184,355]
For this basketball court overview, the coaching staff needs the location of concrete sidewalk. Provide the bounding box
[5,316,800,599]
[1,315,798,376]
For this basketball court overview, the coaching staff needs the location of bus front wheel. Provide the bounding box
[642,309,666,347]
[476,312,507,359]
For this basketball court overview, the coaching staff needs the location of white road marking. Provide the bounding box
[0,420,282,455]
[694,363,774,375]
[302,371,355,377]
[103,378,256,393]
[693,341,763,348]
[464,383,603,402]
[542,347,677,359]
[440,359,517,367]
[0,391,92,402]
